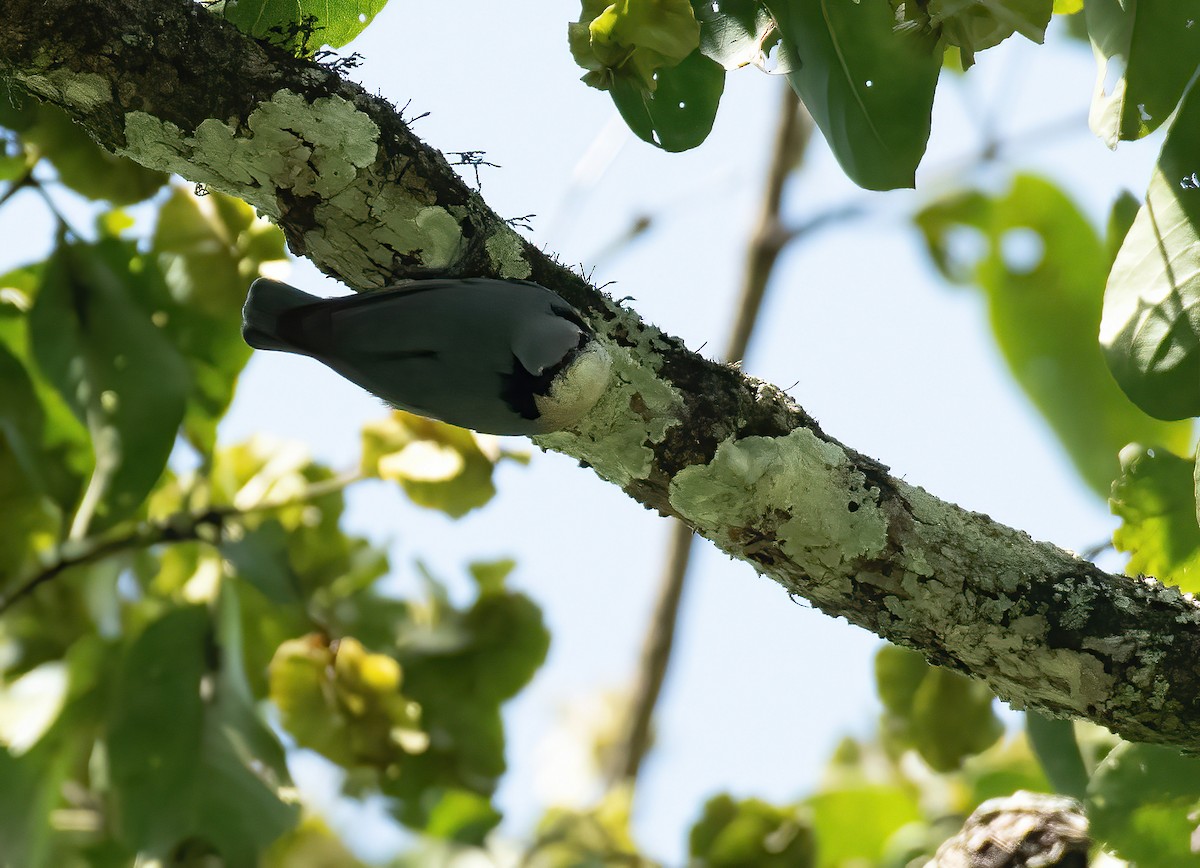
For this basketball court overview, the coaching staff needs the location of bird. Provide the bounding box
[241,277,612,435]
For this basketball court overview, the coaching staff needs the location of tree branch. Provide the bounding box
[0,471,361,615]
[7,0,1200,750]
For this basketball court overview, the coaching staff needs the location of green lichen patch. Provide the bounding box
[536,338,684,486]
[121,89,380,217]
[484,229,533,280]
[669,427,887,580]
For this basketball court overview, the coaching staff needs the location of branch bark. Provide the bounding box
[6,0,1200,750]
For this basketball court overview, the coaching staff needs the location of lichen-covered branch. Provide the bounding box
[6,0,1200,749]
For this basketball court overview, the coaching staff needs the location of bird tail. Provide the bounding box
[242,278,317,352]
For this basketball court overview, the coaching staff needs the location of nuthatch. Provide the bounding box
[242,277,612,435]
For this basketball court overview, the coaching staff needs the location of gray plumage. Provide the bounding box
[242,277,612,435]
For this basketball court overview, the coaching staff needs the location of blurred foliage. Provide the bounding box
[0,94,549,860]
[915,174,1192,497]
[1087,742,1200,865]
[689,794,813,867]
[361,411,528,519]
[875,644,1003,772]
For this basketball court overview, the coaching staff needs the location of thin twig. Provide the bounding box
[0,470,362,616]
[608,83,810,787]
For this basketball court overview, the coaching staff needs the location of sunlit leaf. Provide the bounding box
[917,175,1191,496]
[423,790,503,846]
[911,668,1003,772]
[762,0,940,190]
[1087,742,1200,866]
[1085,0,1200,146]
[362,411,515,518]
[570,0,701,90]
[224,0,389,50]
[468,558,516,597]
[28,241,190,531]
[1100,80,1200,420]
[806,785,922,868]
[1111,444,1200,590]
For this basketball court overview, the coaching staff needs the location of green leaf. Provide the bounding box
[911,669,1003,772]
[571,0,701,91]
[109,605,296,860]
[1087,742,1200,866]
[107,606,209,854]
[224,0,388,50]
[689,794,814,868]
[1024,712,1088,800]
[693,0,778,70]
[28,241,190,531]
[18,100,166,205]
[1106,189,1141,264]
[610,49,726,153]
[805,785,922,868]
[220,520,302,604]
[916,175,1192,496]
[0,439,58,582]
[0,339,48,490]
[361,411,512,518]
[1100,79,1200,420]
[385,572,550,838]
[1111,444,1200,590]
[929,0,1053,69]
[762,0,941,190]
[874,643,930,719]
[423,789,503,845]
[468,558,516,597]
[874,644,1002,770]
[197,585,299,863]
[0,263,90,513]
[1084,0,1200,146]
[151,187,286,456]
